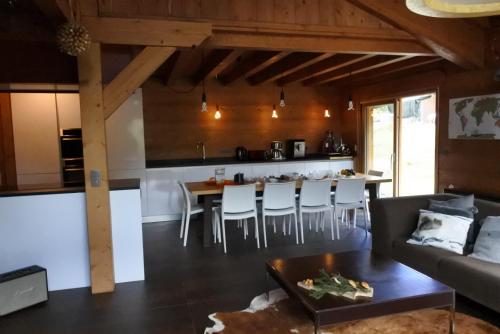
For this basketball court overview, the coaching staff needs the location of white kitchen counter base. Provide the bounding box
[0,187,144,291]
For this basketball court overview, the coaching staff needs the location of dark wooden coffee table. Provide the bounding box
[265,250,455,334]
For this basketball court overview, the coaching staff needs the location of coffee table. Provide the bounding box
[265,250,455,334]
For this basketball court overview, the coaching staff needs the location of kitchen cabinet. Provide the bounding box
[11,93,61,185]
[143,159,354,222]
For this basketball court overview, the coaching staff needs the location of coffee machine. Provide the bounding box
[286,139,306,159]
[267,141,286,160]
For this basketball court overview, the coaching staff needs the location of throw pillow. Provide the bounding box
[468,216,500,264]
[407,210,473,255]
[428,195,479,254]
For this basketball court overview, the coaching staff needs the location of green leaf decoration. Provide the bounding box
[307,269,370,300]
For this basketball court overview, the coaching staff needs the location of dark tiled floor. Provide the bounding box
[1,216,499,333]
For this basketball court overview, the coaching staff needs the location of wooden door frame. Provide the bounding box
[0,93,17,190]
[361,89,439,196]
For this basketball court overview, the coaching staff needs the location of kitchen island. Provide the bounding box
[143,155,354,223]
[0,179,144,291]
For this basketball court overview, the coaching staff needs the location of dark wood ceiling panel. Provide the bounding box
[328,56,442,87]
[276,53,371,86]
[246,52,324,86]
[302,55,406,86]
[163,50,181,86]
[191,49,233,85]
[217,50,280,86]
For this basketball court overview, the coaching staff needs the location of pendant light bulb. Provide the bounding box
[324,108,331,118]
[214,105,221,120]
[272,104,278,118]
[201,91,207,112]
[347,95,354,111]
[279,88,285,108]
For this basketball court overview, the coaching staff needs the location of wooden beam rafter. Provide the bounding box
[303,55,409,86]
[103,46,176,119]
[247,52,325,86]
[329,56,442,87]
[346,0,484,68]
[191,49,234,85]
[217,51,280,86]
[276,54,372,86]
[81,17,212,47]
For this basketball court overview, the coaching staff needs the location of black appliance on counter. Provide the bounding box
[235,146,248,161]
[286,139,306,159]
[60,128,84,187]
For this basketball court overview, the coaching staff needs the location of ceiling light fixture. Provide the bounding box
[324,108,331,118]
[272,104,278,118]
[279,87,286,108]
[215,105,221,120]
[406,0,500,17]
[347,96,354,111]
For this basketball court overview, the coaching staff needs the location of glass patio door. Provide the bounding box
[366,102,396,197]
[365,93,437,197]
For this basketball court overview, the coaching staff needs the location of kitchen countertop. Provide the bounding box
[146,154,354,168]
[0,178,141,197]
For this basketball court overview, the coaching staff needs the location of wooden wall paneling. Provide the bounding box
[201,0,231,20]
[294,0,320,25]
[77,42,115,294]
[274,0,296,24]
[256,0,274,22]
[277,54,372,86]
[167,0,202,18]
[303,55,407,85]
[218,51,280,85]
[143,78,339,160]
[0,93,16,190]
[247,52,324,85]
[228,0,257,21]
[346,0,485,68]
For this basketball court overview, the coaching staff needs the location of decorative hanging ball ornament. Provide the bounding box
[57,22,91,56]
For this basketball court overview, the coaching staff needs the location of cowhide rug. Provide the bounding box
[205,289,500,334]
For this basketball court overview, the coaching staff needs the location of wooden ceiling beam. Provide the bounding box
[163,50,181,86]
[303,55,409,86]
[247,52,325,86]
[217,51,280,86]
[207,31,433,55]
[103,47,176,119]
[276,54,372,86]
[328,56,442,87]
[191,49,234,85]
[208,49,245,79]
[346,0,484,68]
[81,17,212,47]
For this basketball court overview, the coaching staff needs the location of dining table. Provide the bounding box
[185,173,392,248]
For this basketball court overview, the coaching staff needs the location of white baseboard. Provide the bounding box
[142,214,181,223]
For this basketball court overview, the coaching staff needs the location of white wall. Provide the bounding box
[56,93,81,129]
[0,189,144,291]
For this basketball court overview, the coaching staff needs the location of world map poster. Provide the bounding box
[449,93,500,139]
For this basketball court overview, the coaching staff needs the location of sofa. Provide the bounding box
[371,193,500,313]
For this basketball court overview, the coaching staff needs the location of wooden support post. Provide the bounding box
[77,42,115,294]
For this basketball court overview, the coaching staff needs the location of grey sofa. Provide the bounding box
[371,193,500,313]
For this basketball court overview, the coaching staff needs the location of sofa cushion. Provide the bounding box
[468,216,500,264]
[439,256,500,313]
[393,238,457,278]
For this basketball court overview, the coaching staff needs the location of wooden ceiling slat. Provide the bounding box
[191,49,233,85]
[276,53,371,86]
[246,52,324,86]
[218,50,280,86]
[302,55,408,86]
[328,56,442,87]
[163,50,181,86]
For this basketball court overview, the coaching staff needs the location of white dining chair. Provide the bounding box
[334,177,369,236]
[298,179,336,243]
[262,181,298,247]
[219,183,260,253]
[178,181,204,247]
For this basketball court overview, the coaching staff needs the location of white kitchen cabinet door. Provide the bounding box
[146,168,184,218]
[251,163,280,178]
[330,160,354,173]
[56,93,81,130]
[11,93,61,185]
[278,162,306,175]
[304,162,331,175]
